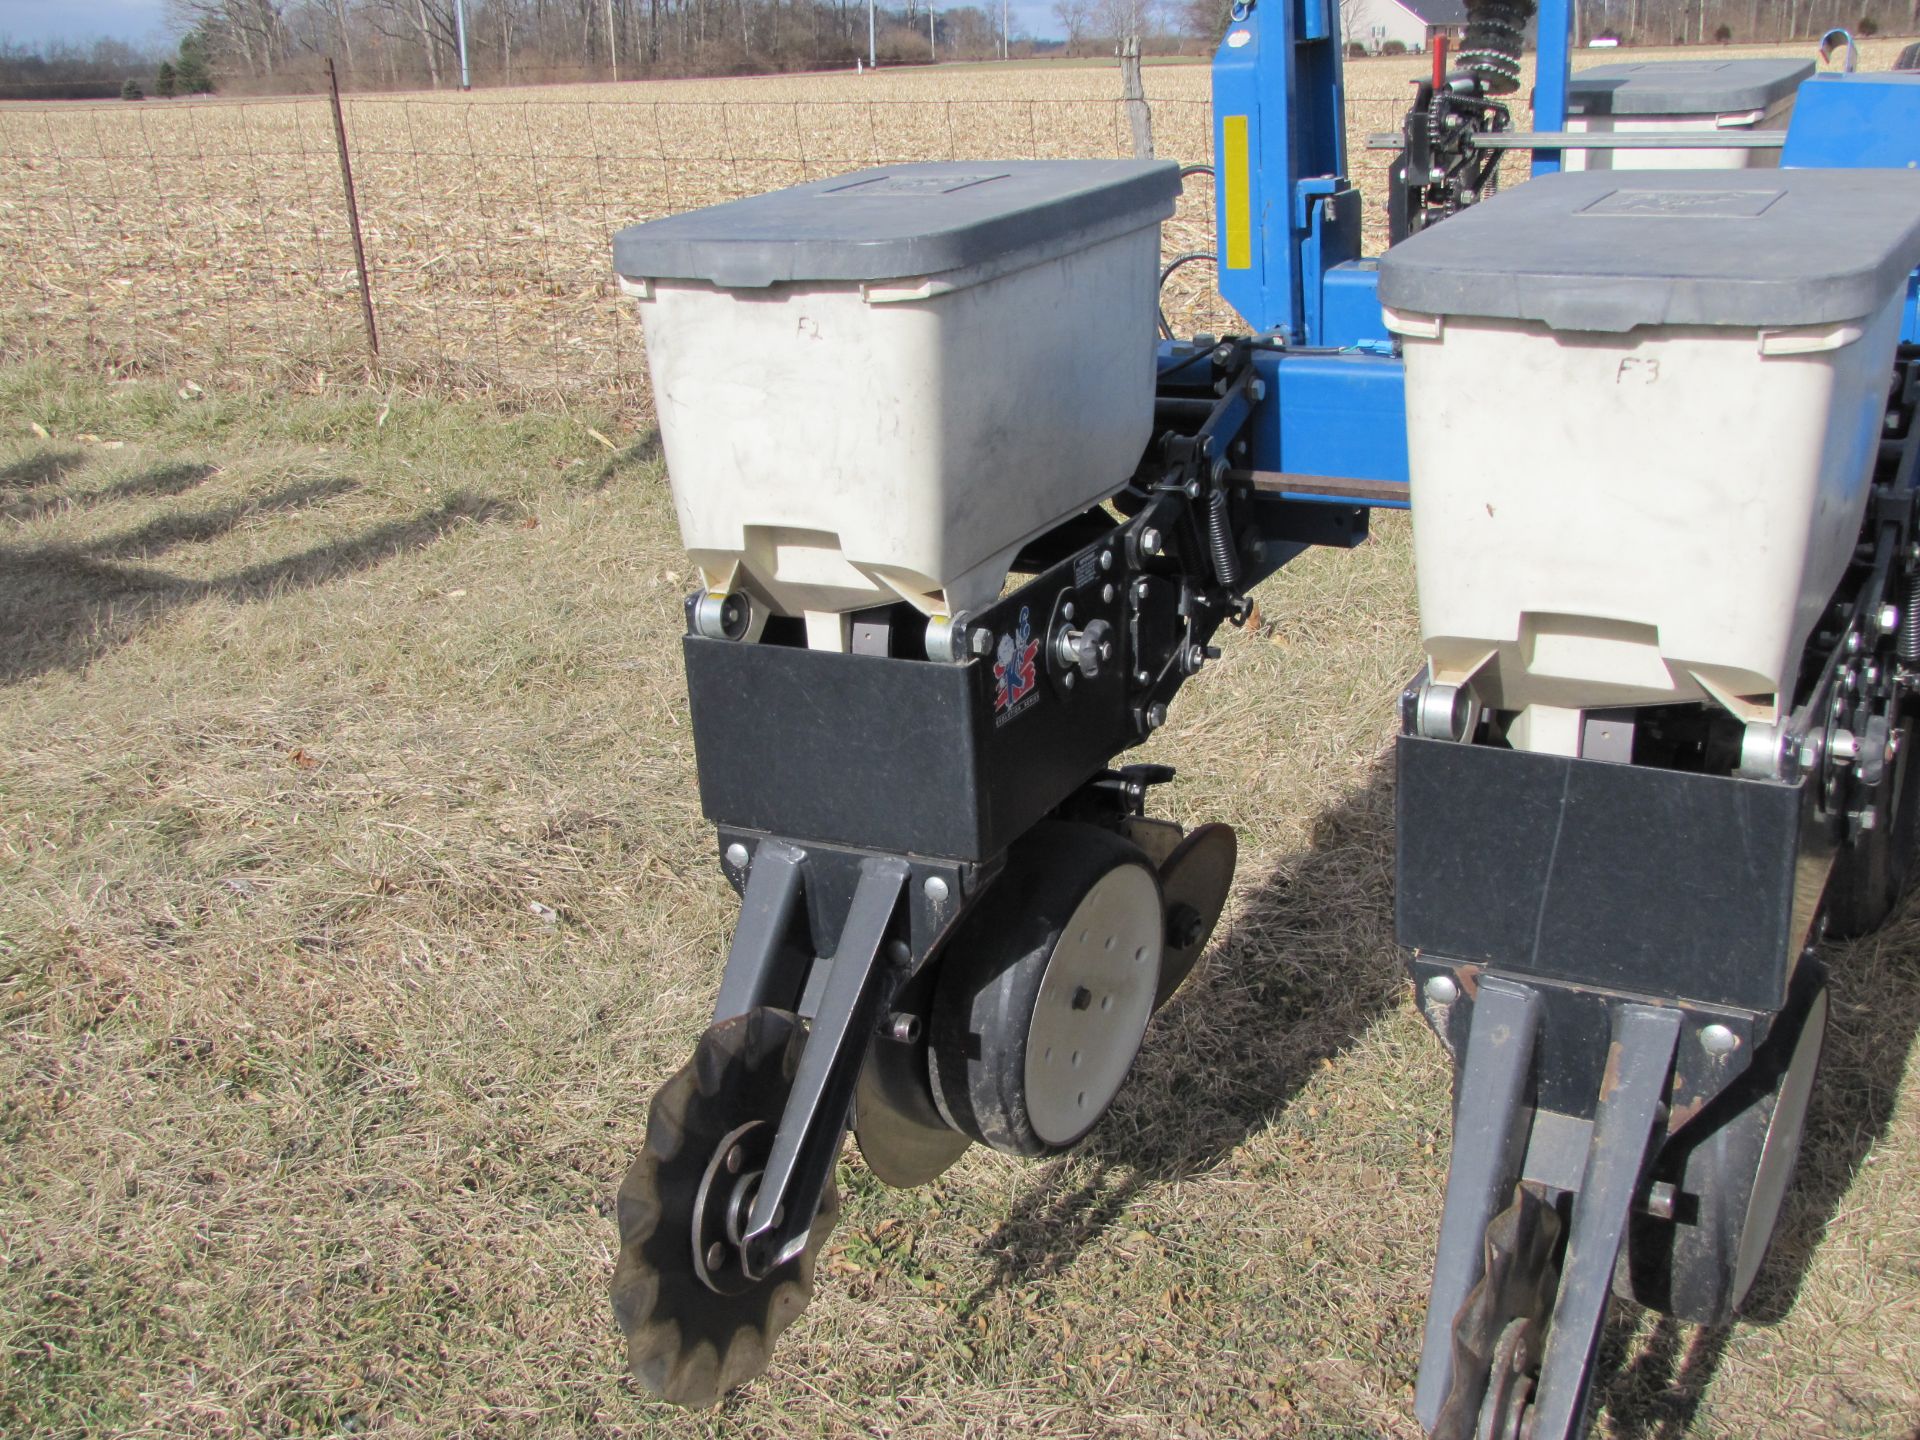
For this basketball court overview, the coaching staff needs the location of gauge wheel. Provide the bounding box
[927,821,1164,1157]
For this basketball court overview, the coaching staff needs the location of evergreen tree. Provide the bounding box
[120,78,143,99]
[155,60,177,97]
[174,30,214,94]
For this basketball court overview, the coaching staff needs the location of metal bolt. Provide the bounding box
[1186,643,1206,671]
[724,843,750,869]
[1141,528,1163,557]
[970,627,994,657]
[1063,601,1075,621]
[705,1241,727,1270]
[1848,631,1863,655]
[1102,583,1116,604]
[889,1012,922,1044]
[1135,579,1151,601]
[1134,669,1151,686]
[1856,806,1880,831]
[1424,974,1459,1006]
[1063,670,1076,688]
[923,875,950,904]
[1880,603,1901,635]
[1640,1180,1677,1221]
[1247,378,1266,403]
[1099,549,1114,573]
[1699,1023,1738,1057]
[1145,702,1168,730]
[725,1144,743,1174]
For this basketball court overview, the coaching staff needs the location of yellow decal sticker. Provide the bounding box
[1223,115,1252,271]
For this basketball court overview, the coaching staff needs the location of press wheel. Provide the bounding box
[927,821,1164,1157]
[611,1008,840,1408]
[854,964,971,1188]
[1825,711,1920,939]
[1153,822,1236,1011]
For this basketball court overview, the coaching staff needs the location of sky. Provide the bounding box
[0,0,173,48]
[0,0,1067,51]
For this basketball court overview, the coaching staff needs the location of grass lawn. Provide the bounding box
[2,363,1916,1437]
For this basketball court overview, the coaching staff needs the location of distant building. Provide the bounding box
[1346,0,1469,54]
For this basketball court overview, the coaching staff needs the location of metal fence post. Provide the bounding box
[325,56,380,364]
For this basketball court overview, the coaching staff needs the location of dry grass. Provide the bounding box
[2,358,1918,1439]
[3,41,1909,399]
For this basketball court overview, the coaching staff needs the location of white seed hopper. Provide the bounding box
[614,161,1180,651]
[1379,169,1920,755]
[1563,59,1812,172]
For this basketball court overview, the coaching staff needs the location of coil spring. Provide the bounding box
[1458,0,1534,96]
[1207,486,1241,589]
[1901,571,1920,664]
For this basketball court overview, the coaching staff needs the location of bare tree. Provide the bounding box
[1339,0,1374,50]
[1092,0,1156,43]
[1051,0,1090,53]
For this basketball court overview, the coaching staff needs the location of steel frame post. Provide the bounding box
[1532,0,1574,176]
[1413,977,1543,1431]
[1529,1003,1682,1439]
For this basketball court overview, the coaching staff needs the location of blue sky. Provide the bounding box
[0,0,174,48]
[0,0,1068,50]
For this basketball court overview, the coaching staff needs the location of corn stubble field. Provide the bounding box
[3,40,1920,1440]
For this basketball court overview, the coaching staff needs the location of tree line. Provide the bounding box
[152,0,1204,92]
[3,0,1912,97]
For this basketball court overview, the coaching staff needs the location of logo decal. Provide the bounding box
[993,606,1041,724]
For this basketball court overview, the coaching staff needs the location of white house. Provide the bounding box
[1342,0,1469,54]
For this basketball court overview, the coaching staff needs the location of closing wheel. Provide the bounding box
[1618,976,1829,1326]
[1825,711,1920,939]
[1154,822,1236,1011]
[611,1008,841,1408]
[928,822,1164,1157]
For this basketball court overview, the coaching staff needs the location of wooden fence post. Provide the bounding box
[1119,36,1154,160]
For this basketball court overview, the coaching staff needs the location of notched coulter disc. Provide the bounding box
[612,1008,841,1409]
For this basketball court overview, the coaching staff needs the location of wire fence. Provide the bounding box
[0,86,1415,404]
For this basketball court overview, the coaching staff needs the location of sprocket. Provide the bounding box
[612,1007,841,1408]
[1434,1182,1563,1440]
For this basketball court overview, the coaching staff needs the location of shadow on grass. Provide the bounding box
[960,758,1407,1303]
[576,431,663,492]
[1,459,218,522]
[75,477,360,560]
[0,488,508,684]
[0,447,87,492]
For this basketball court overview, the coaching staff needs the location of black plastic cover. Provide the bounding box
[613,159,1181,289]
[1376,168,1920,332]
